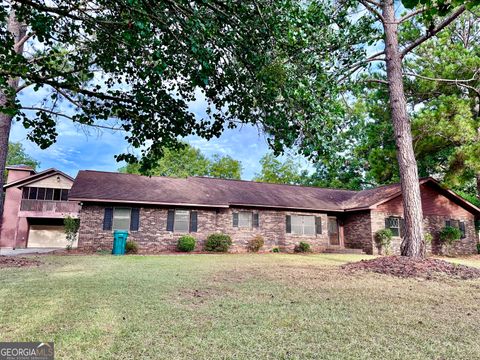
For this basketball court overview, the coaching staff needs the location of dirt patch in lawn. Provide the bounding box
[0,256,42,268]
[342,256,480,280]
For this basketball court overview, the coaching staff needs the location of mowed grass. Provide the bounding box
[1,254,480,359]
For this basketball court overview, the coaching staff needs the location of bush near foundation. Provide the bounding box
[177,235,196,252]
[204,233,232,252]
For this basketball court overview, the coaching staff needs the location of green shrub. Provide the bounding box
[177,235,196,252]
[424,232,433,245]
[204,233,232,252]
[64,216,80,250]
[272,247,280,253]
[375,229,393,250]
[294,241,311,253]
[439,226,462,246]
[125,240,139,254]
[477,243,480,254]
[248,235,264,252]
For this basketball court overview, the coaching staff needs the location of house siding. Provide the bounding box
[372,183,478,256]
[77,204,330,253]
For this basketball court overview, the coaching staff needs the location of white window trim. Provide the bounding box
[174,209,190,233]
[113,207,132,231]
[290,215,316,236]
[386,216,401,237]
[238,211,253,228]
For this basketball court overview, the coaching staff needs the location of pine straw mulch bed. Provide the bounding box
[0,256,42,268]
[342,255,480,280]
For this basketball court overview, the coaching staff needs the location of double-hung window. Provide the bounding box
[238,212,253,228]
[166,209,198,233]
[385,217,402,237]
[112,208,132,231]
[289,215,316,235]
[174,210,190,232]
[103,207,140,232]
[232,211,259,229]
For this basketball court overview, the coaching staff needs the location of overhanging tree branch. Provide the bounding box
[359,0,385,24]
[401,5,467,57]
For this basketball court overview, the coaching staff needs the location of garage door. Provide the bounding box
[28,225,77,248]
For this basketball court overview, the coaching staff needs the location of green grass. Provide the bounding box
[1,254,480,359]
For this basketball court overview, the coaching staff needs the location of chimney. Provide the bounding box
[5,165,35,184]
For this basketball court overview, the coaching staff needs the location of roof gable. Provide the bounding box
[4,168,75,189]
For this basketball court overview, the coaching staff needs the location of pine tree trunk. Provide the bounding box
[382,1,425,258]
[0,10,26,220]
[476,173,480,200]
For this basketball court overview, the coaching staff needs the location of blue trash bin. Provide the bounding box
[112,230,128,255]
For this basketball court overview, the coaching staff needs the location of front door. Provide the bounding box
[328,217,340,245]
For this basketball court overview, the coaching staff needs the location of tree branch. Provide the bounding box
[404,70,479,83]
[14,31,35,52]
[398,7,427,24]
[401,5,466,57]
[365,78,388,85]
[359,0,385,24]
[20,107,125,131]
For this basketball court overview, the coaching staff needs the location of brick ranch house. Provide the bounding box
[68,170,480,255]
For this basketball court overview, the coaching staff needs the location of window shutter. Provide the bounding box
[400,218,406,237]
[167,209,175,231]
[103,208,113,231]
[286,215,291,233]
[446,220,451,227]
[232,212,239,227]
[385,218,390,229]
[252,213,259,228]
[459,221,466,238]
[130,208,140,231]
[190,211,198,232]
[315,217,322,234]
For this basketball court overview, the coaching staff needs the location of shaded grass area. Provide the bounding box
[1,254,480,359]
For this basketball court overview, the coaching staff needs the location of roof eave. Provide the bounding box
[68,197,230,208]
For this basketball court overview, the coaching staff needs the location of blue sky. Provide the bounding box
[11,82,313,180]
[10,119,280,180]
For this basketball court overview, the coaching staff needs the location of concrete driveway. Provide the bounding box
[0,248,58,256]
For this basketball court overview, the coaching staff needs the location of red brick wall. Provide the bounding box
[371,210,477,256]
[78,204,331,253]
[343,211,373,254]
[377,183,474,218]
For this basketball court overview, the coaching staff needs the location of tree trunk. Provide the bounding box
[382,1,425,258]
[476,173,480,200]
[0,10,26,221]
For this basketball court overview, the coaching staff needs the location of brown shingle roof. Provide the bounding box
[69,171,480,214]
[69,170,357,211]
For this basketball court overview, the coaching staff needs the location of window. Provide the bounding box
[446,220,466,239]
[61,189,69,201]
[385,217,401,237]
[290,215,315,235]
[22,187,69,201]
[174,210,190,232]
[28,187,37,200]
[238,212,252,228]
[45,188,54,200]
[112,208,131,231]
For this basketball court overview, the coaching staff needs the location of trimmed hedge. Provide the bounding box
[204,233,232,252]
[177,235,196,252]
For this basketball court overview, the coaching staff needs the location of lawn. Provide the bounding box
[1,254,480,359]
